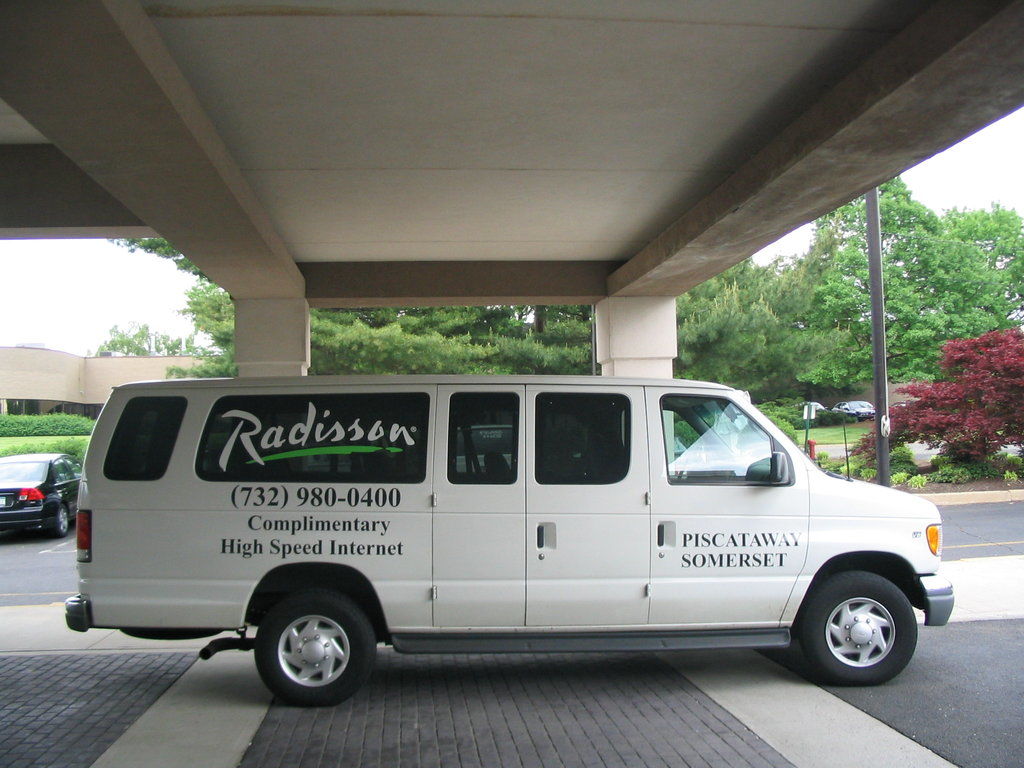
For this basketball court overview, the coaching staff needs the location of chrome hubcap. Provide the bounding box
[825,597,895,668]
[278,615,350,687]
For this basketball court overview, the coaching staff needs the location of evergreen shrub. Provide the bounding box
[0,437,88,462]
[0,414,95,438]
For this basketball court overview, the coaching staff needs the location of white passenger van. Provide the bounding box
[66,376,953,706]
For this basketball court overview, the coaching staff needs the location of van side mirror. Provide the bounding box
[769,451,791,485]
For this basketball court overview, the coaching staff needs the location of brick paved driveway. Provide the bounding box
[241,650,794,768]
[0,652,193,768]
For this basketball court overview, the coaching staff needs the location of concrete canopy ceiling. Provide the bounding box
[2,1,1024,307]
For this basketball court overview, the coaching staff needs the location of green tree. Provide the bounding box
[674,257,837,400]
[804,179,1021,386]
[311,304,591,375]
[166,280,236,377]
[95,322,201,357]
[941,205,1024,321]
[112,238,592,376]
[113,238,205,277]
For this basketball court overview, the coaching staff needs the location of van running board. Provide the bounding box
[391,628,790,654]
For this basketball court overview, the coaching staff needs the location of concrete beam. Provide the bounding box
[0,144,152,238]
[609,0,1024,297]
[0,0,303,299]
[300,260,616,308]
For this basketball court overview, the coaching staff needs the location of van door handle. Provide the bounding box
[657,521,675,551]
[536,523,555,555]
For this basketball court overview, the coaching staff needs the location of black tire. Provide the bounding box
[254,590,376,706]
[796,570,917,685]
[47,504,69,539]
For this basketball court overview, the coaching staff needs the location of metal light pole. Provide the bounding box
[865,187,890,486]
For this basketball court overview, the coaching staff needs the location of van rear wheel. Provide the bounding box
[796,571,917,685]
[254,590,376,706]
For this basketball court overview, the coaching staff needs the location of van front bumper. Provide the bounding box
[919,575,954,626]
[65,594,92,632]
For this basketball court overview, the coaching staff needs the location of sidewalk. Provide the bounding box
[4,547,1020,768]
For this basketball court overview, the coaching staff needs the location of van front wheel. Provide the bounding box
[797,571,917,685]
[254,591,376,706]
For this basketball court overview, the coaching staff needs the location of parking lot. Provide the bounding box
[0,529,78,607]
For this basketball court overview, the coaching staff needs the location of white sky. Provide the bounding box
[1,106,1022,356]
[0,239,198,355]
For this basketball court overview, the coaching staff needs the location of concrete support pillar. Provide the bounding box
[234,298,310,377]
[595,296,677,378]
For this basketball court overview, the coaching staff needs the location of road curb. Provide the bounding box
[921,490,1024,506]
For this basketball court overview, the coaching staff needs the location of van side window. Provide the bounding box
[197,393,429,483]
[535,393,630,485]
[661,395,773,484]
[103,397,188,481]
[448,392,519,485]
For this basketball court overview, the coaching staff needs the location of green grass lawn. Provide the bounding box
[803,423,871,445]
[0,435,90,458]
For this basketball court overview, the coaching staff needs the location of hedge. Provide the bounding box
[756,401,857,431]
[755,405,800,443]
[0,413,95,438]
[812,410,859,427]
[0,437,89,463]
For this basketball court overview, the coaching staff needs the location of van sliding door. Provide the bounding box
[431,386,526,627]
[526,386,650,627]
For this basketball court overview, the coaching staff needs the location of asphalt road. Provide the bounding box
[939,500,1024,561]
[766,499,1024,768]
[0,527,79,607]
[828,619,1024,768]
[768,618,1024,768]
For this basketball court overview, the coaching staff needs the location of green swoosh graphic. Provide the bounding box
[246,446,403,464]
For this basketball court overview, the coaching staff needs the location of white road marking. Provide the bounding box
[39,540,76,554]
[945,539,1024,549]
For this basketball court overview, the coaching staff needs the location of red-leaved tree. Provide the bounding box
[892,329,1024,461]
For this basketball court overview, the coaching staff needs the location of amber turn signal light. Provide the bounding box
[926,524,942,557]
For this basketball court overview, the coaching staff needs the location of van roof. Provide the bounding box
[112,375,735,393]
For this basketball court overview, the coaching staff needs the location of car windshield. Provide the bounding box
[848,401,872,408]
[0,461,47,485]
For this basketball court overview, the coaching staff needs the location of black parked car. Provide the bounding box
[832,401,876,421]
[0,453,81,538]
